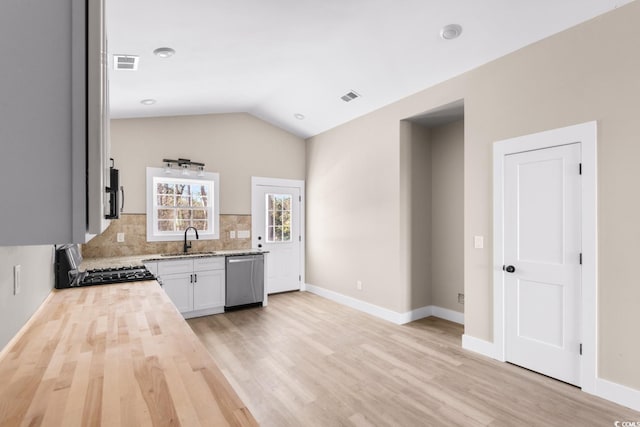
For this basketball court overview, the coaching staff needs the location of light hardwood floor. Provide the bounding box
[188,291,639,426]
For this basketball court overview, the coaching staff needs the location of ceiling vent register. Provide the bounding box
[341,91,361,102]
[113,55,139,71]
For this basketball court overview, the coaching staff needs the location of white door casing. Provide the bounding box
[252,177,305,294]
[493,121,597,393]
[504,143,581,385]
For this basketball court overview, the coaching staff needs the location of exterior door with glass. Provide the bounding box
[252,181,302,294]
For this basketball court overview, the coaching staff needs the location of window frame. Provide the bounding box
[146,167,220,242]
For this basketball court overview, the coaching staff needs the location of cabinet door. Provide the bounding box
[161,273,193,313]
[193,270,225,311]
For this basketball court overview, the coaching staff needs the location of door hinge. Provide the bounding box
[299,195,302,202]
[579,163,582,175]
[579,253,582,265]
[299,275,301,282]
[579,343,583,355]
[299,235,302,242]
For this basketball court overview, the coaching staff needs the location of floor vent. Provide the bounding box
[340,90,361,102]
[113,55,139,71]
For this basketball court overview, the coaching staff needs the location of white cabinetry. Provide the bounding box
[146,257,225,319]
[0,0,109,245]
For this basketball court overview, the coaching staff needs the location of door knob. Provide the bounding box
[503,265,516,273]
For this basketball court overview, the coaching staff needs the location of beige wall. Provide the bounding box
[0,246,54,351]
[400,121,432,310]
[111,113,306,215]
[430,120,464,312]
[306,112,404,312]
[306,2,640,390]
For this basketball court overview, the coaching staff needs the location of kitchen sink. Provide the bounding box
[160,251,218,257]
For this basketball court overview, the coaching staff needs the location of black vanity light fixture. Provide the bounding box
[163,158,206,177]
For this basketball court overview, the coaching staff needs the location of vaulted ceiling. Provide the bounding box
[107,0,632,138]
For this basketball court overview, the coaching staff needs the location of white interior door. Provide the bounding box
[252,181,302,294]
[504,143,582,386]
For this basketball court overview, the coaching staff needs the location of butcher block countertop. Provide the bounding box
[0,281,257,427]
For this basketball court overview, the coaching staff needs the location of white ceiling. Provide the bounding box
[106,0,632,138]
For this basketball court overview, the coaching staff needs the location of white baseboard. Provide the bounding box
[305,283,407,324]
[431,306,464,325]
[595,378,640,412]
[461,334,499,360]
[304,283,464,326]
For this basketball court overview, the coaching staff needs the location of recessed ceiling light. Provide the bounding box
[140,99,156,105]
[440,24,462,40]
[294,113,305,120]
[153,47,176,58]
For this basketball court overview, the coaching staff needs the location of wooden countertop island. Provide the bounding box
[0,281,258,427]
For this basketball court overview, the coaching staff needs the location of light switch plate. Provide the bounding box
[237,230,250,239]
[474,235,484,249]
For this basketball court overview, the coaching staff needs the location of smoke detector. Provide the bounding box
[440,24,462,40]
[113,54,139,71]
[153,47,176,58]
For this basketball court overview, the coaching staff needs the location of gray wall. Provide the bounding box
[0,246,54,351]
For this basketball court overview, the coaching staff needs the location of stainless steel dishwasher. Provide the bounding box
[225,254,264,310]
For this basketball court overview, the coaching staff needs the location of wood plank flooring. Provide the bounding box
[188,291,639,426]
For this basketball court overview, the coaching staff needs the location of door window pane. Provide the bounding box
[266,193,292,242]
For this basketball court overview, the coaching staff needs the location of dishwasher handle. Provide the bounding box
[228,258,256,264]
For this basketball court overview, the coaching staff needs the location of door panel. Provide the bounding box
[517,157,565,264]
[161,274,192,313]
[504,143,581,386]
[193,269,225,311]
[253,185,301,294]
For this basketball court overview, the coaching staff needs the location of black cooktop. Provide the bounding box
[79,266,156,286]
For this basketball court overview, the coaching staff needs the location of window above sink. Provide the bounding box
[146,167,220,242]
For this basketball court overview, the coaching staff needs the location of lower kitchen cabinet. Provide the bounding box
[145,256,225,318]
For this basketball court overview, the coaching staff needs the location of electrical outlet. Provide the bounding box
[474,236,484,249]
[230,231,236,239]
[356,280,363,291]
[458,293,464,304]
[13,265,21,295]
[117,232,125,243]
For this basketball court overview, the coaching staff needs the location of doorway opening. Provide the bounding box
[400,99,465,324]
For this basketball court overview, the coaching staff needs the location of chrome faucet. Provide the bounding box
[183,226,199,253]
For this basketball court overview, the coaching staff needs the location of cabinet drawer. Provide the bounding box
[194,256,225,271]
[158,259,193,275]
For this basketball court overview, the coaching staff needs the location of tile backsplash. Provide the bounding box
[82,214,252,258]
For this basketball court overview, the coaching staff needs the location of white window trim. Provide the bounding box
[146,167,220,242]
